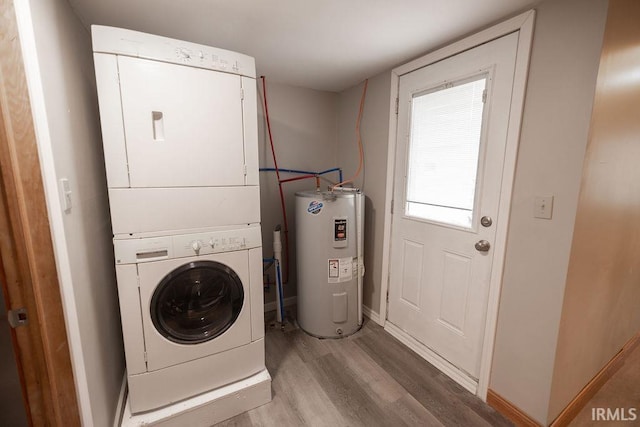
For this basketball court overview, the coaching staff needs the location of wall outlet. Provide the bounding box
[534,195,553,219]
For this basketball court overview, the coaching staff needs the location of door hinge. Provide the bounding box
[482,89,487,103]
[390,199,394,214]
[7,308,28,328]
[395,97,399,115]
[144,351,148,364]
[240,88,245,100]
[243,164,248,176]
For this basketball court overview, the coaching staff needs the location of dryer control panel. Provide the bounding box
[92,25,255,78]
[113,225,262,264]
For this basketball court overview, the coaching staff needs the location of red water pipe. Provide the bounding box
[261,76,291,284]
[279,174,316,184]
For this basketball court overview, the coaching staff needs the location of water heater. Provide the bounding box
[295,189,364,338]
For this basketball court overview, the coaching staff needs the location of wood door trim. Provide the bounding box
[487,389,542,427]
[0,0,80,425]
[549,332,640,427]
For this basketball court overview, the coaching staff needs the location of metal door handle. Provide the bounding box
[475,240,491,252]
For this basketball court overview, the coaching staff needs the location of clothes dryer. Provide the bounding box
[114,224,266,413]
[92,26,260,235]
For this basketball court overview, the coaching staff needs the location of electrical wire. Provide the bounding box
[332,79,369,190]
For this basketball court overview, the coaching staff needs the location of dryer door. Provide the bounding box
[117,56,246,188]
[150,260,244,345]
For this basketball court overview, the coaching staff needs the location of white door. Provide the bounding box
[388,33,518,380]
[118,56,246,188]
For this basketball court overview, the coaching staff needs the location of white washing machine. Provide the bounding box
[92,26,260,236]
[114,224,265,413]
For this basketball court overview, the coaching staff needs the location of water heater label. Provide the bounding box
[307,200,323,215]
[334,219,347,241]
[328,257,353,283]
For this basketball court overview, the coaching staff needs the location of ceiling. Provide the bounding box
[68,0,540,92]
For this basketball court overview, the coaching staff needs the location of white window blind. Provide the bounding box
[405,76,487,228]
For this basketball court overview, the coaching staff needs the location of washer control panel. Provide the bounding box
[114,225,262,264]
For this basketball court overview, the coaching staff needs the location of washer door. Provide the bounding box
[150,260,244,344]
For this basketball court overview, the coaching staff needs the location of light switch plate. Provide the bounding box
[534,195,553,219]
[59,178,72,213]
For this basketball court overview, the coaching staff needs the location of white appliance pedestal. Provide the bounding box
[120,370,271,427]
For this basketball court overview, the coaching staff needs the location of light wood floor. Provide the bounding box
[218,311,512,427]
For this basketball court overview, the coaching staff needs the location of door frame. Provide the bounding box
[379,10,535,400]
[0,0,80,424]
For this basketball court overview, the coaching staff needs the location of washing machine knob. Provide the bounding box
[191,240,202,252]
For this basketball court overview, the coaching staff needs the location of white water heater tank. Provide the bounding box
[295,190,364,338]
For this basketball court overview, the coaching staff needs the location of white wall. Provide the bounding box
[490,0,607,423]
[337,73,391,313]
[257,81,339,307]
[15,0,124,425]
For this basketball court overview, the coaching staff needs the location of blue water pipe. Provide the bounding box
[259,167,343,183]
[275,259,284,323]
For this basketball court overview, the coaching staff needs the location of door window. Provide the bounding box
[405,75,487,228]
[150,260,244,344]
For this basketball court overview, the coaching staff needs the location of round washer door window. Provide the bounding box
[150,260,244,344]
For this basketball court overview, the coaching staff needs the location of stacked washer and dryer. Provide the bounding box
[92,26,270,418]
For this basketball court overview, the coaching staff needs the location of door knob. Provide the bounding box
[475,240,491,252]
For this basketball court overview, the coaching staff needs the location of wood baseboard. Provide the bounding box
[550,331,640,427]
[487,389,542,427]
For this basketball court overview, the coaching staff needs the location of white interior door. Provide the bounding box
[388,33,518,380]
[118,56,246,188]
